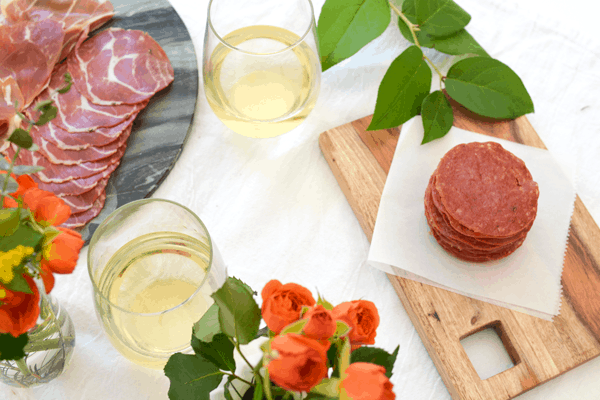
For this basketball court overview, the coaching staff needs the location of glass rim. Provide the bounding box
[206,0,316,56]
[87,198,215,317]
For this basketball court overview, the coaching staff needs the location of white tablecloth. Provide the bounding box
[4,0,600,398]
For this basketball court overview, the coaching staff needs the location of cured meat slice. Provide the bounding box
[32,63,145,132]
[0,20,65,107]
[58,176,108,213]
[0,75,23,126]
[62,190,106,228]
[33,123,133,164]
[33,163,117,196]
[435,142,539,238]
[5,142,126,182]
[1,0,114,61]
[68,28,174,105]
[28,113,136,150]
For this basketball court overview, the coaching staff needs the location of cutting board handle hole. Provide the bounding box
[460,321,521,380]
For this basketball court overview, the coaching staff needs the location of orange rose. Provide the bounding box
[341,362,395,400]
[302,304,336,341]
[22,188,71,226]
[11,174,37,198]
[332,300,379,346]
[39,263,55,294]
[266,333,329,392]
[0,274,40,337]
[42,227,84,275]
[261,280,315,334]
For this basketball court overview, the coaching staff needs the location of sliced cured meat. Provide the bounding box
[68,28,174,105]
[435,142,539,238]
[32,63,145,132]
[5,142,126,182]
[59,176,108,213]
[28,113,136,150]
[33,163,118,196]
[62,190,106,228]
[33,123,133,164]
[0,20,65,107]
[2,0,114,62]
[0,75,23,122]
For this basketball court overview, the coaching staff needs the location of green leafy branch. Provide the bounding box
[317,0,534,144]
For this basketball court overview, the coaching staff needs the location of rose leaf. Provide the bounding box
[164,353,223,400]
[445,57,534,119]
[192,303,221,342]
[0,333,28,361]
[211,277,261,345]
[191,332,236,372]
[12,164,44,175]
[421,90,454,144]
[0,223,44,252]
[7,128,33,150]
[368,46,432,130]
[318,0,391,71]
[404,0,470,37]
[0,173,18,195]
[350,345,400,378]
[0,208,20,237]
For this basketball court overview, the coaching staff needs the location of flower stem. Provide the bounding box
[263,369,273,400]
[15,358,30,376]
[0,146,20,205]
[221,371,254,387]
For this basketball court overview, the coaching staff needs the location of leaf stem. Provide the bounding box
[389,1,445,86]
[230,337,255,371]
[221,371,254,387]
[0,146,21,205]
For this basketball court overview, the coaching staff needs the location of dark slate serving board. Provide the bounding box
[78,0,199,243]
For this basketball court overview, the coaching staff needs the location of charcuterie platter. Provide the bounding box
[79,0,199,242]
[1,0,198,243]
[319,103,600,400]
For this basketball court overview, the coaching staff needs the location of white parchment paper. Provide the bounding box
[368,116,575,320]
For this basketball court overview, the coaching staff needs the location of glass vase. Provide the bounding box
[0,292,76,388]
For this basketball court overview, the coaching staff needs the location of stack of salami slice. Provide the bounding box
[424,142,539,263]
[3,27,174,229]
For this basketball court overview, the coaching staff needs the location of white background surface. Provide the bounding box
[3,0,600,398]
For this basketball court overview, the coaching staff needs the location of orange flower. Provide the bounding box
[41,227,84,275]
[0,274,40,337]
[266,333,329,392]
[261,280,315,334]
[22,188,71,226]
[341,362,395,400]
[332,300,380,346]
[11,174,38,198]
[302,304,337,341]
[39,263,55,294]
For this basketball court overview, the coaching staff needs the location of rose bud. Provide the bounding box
[302,304,336,341]
[266,333,329,392]
[332,300,380,346]
[341,362,395,400]
[261,280,316,334]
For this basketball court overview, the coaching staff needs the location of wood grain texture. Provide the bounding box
[319,108,600,400]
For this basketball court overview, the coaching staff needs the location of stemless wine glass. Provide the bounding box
[87,199,227,369]
[203,0,321,138]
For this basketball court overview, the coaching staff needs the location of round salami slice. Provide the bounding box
[68,28,174,105]
[435,142,539,238]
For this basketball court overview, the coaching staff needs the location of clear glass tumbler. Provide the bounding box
[87,199,227,369]
[203,0,321,138]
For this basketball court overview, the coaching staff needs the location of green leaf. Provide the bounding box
[403,0,470,37]
[12,164,44,175]
[368,46,432,130]
[429,29,489,57]
[223,379,235,400]
[327,340,340,377]
[350,345,400,378]
[252,376,264,400]
[56,73,73,94]
[421,90,454,144]
[0,208,20,237]
[191,333,236,372]
[0,173,18,194]
[280,319,307,335]
[211,277,261,345]
[311,378,340,397]
[318,0,391,71]
[4,272,33,294]
[193,303,221,342]
[445,57,534,119]
[0,223,44,252]
[164,353,223,400]
[0,333,28,361]
[317,293,334,310]
[7,128,33,150]
[333,320,351,338]
[34,104,57,126]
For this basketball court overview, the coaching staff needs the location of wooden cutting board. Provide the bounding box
[318,100,600,400]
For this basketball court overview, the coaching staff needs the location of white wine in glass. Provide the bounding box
[203,0,321,138]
